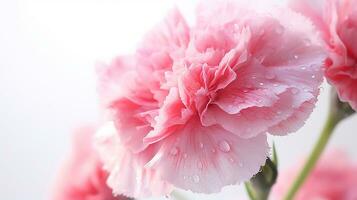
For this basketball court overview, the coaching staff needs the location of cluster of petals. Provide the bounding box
[95,0,326,197]
[51,126,130,200]
[290,0,357,110]
[272,151,357,200]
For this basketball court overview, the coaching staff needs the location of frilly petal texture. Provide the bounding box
[290,0,357,110]
[95,0,326,196]
[95,122,173,198]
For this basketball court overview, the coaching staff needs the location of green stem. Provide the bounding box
[283,111,338,200]
[245,182,257,200]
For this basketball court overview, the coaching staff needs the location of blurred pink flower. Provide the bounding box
[96,0,326,196]
[51,125,130,200]
[290,0,357,110]
[272,151,357,200]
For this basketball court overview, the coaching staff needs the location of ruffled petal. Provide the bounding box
[95,122,173,198]
[145,119,268,193]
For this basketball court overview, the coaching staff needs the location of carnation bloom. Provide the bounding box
[271,151,357,200]
[51,125,131,200]
[290,0,357,110]
[96,0,325,196]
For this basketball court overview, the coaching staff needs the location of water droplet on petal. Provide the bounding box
[211,148,216,153]
[259,82,264,86]
[291,88,299,94]
[183,153,188,159]
[219,140,231,152]
[252,75,257,79]
[199,142,204,148]
[265,72,275,80]
[301,66,306,70]
[273,83,279,87]
[170,147,179,156]
[234,23,239,29]
[229,157,235,163]
[197,161,203,169]
[183,175,187,180]
[192,175,200,183]
[243,89,249,93]
[311,75,316,79]
[294,55,299,59]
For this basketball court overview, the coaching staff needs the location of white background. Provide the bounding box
[1,0,356,200]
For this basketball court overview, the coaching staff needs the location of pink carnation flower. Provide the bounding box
[51,125,130,200]
[290,0,357,110]
[272,151,357,200]
[96,0,326,196]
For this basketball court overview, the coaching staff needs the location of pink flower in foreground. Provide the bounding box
[272,151,357,200]
[51,125,130,200]
[96,0,326,196]
[290,0,357,110]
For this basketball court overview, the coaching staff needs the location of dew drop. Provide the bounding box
[183,175,187,180]
[199,142,204,149]
[273,83,279,87]
[259,82,264,86]
[252,75,257,79]
[301,66,307,70]
[264,72,275,80]
[170,147,179,156]
[197,161,203,169]
[229,157,235,163]
[219,140,231,152]
[234,23,239,29]
[291,88,299,94]
[311,75,316,79]
[294,55,299,59]
[192,175,200,183]
[183,153,188,159]
[243,89,249,93]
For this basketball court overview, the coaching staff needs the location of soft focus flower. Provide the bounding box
[96,0,326,196]
[290,0,357,110]
[51,125,131,200]
[272,151,357,200]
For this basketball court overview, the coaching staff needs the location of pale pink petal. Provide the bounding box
[95,122,173,198]
[290,0,357,110]
[145,120,268,193]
